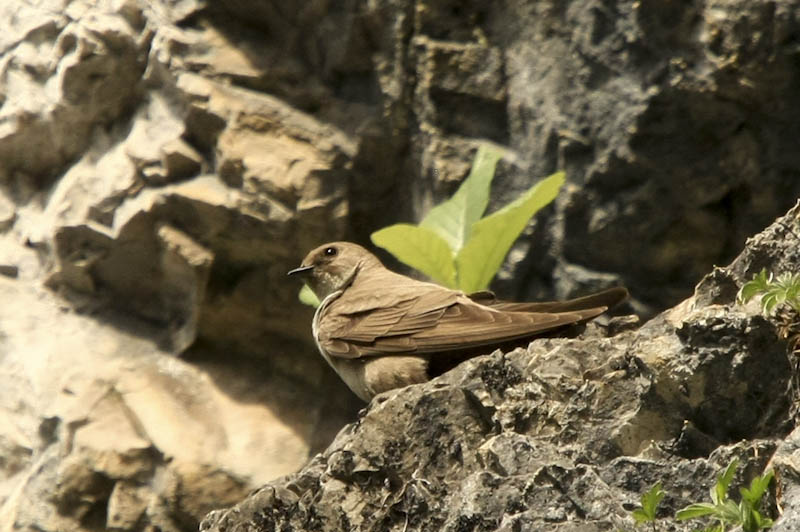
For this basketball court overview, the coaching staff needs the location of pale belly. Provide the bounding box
[329,355,429,402]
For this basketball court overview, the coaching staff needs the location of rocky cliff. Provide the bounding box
[202,202,800,530]
[0,0,799,531]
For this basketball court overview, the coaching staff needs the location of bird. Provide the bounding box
[288,241,628,401]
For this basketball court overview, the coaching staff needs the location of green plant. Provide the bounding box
[299,282,320,307]
[631,482,665,531]
[675,458,774,532]
[371,145,564,293]
[738,269,800,315]
[298,145,565,307]
[628,461,775,532]
[738,268,800,357]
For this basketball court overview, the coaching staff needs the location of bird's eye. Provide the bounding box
[324,247,337,256]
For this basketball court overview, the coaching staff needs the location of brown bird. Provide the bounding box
[288,242,628,401]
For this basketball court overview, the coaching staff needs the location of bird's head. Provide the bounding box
[288,242,382,300]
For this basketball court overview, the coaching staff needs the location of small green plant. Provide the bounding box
[738,269,800,357]
[628,460,775,532]
[298,145,565,307]
[631,482,665,531]
[371,145,564,293]
[675,459,774,532]
[738,269,800,315]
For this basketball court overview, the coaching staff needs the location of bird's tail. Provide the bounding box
[468,286,629,314]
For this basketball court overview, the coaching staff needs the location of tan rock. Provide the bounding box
[0,2,148,185]
[161,138,203,181]
[0,193,15,233]
[106,480,149,531]
[157,224,213,352]
[0,278,335,532]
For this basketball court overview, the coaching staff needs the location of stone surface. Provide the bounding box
[201,202,800,532]
[0,0,799,531]
[0,280,325,532]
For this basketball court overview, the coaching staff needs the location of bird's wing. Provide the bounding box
[319,285,459,355]
[319,283,609,359]
[468,286,628,313]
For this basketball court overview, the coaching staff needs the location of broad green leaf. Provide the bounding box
[299,284,320,308]
[371,223,457,287]
[676,502,717,520]
[420,145,505,252]
[455,171,565,293]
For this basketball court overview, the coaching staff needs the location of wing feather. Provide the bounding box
[469,286,628,313]
[320,288,608,359]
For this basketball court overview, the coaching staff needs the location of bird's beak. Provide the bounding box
[287,265,315,277]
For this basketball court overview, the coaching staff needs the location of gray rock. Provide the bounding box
[202,203,799,531]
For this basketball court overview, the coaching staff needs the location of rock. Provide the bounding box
[771,426,800,532]
[106,480,149,531]
[0,193,15,233]
[161,138,203,182]
[0,279,334,532]
[156,223,213,353]
[1,0,800,531]
[201,204,799,531]
[0,2,148,187]
[0,264,18,278]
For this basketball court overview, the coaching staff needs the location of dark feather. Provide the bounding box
[468,286,629,313]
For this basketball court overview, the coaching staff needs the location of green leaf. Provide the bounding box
[755,516,774,530]
[740,470,774,505]
[631,508,652,524]
[634,482,665,522]
[775,272,800,293]
[420,145,505,252]
[738,269,800,315]
[717,499,742,523]
[371,223,457,287]
[712,458,738,505]
[676,503,718,520]
[783,275,800,312]
[738,269,770,304]
[769,288,787,308]
[779,273,800,311]
[455,171,565,293]
[762,292,780,315]
[741,504,760,532]
[298,284,320,308]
